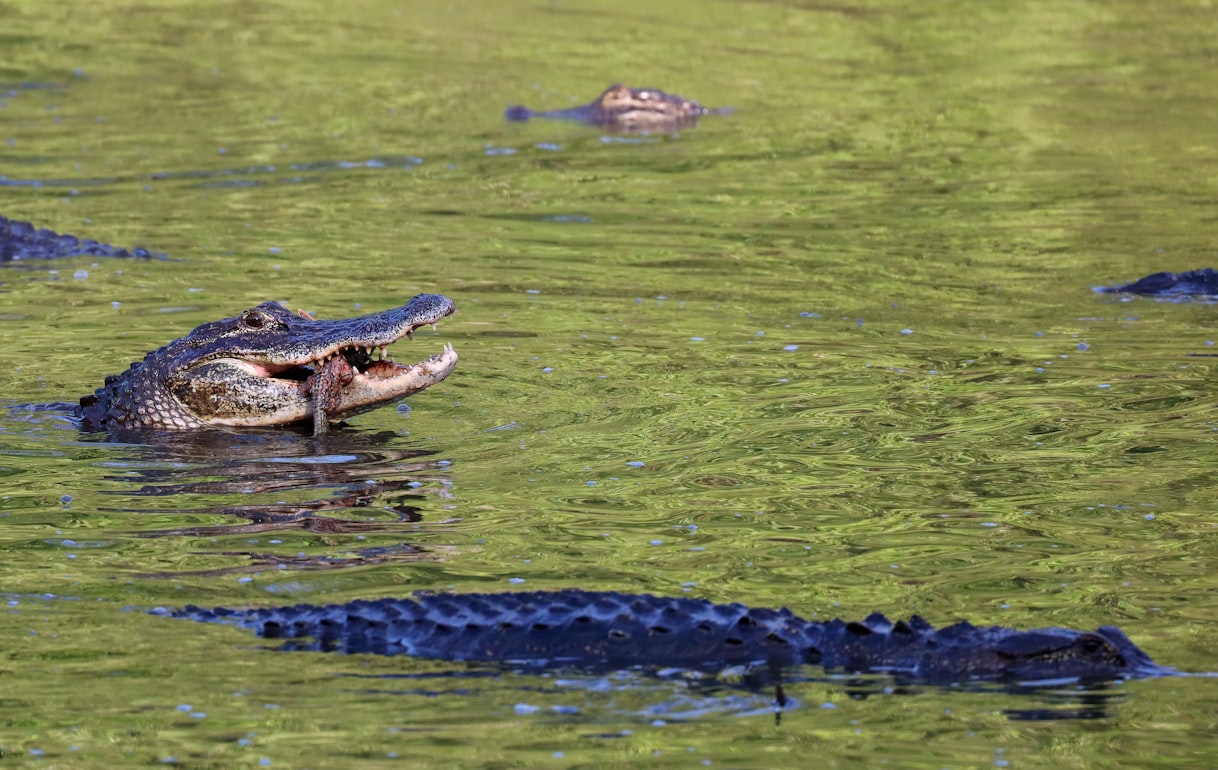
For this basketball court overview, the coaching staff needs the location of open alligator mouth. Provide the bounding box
[224,297,458,434]
[232,341,459,434]
[306,344,460,435]
[237,326,455,383]
[129,293,462,434]
[297,341,459,437]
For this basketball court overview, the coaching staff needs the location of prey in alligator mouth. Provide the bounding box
[78,293,458,435]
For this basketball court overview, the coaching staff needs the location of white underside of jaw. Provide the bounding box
[337,344,458,404]
[205,344,458,427]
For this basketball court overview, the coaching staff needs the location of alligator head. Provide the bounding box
[79,293,457,434]
[1096,268,1218,298]
[505,84,732,133]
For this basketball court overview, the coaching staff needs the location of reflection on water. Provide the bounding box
[0,411,459,577]
[84,429,456,575]
[217,646,1144,722]
[0,154,427,192]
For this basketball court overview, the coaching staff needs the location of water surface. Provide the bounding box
[2,0,1218,766]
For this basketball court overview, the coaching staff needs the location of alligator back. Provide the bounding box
[165,589,1170,683]
[174,590,811,669]
[1,213,165,262]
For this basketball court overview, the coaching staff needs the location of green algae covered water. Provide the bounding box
[2,0,1218,766]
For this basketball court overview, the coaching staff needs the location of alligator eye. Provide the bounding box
[242,311,269,329]
[1080,638,1104,653]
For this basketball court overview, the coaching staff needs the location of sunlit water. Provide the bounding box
[2,0,1217,766]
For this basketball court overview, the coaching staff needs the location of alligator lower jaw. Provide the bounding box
[316,343,459,419]
[202,344,458,429]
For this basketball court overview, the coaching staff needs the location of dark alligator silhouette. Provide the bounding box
[505,84,732,133]
[75,294,457,435]
[162,589,1170,684]
[1,213,165,262]
[1097,269,1218,297]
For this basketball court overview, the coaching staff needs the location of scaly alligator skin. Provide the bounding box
[164,590,1169,683]
[505,84,731,133]
[79,294,457,434]
[1,213,165,262]
[1098,268,1218,297]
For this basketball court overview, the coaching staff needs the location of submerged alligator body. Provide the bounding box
[164,589,1169,683]
[1098,268,1218,298]
[505,84,731,133]
[79,294,457,435]
[1,213,165,262]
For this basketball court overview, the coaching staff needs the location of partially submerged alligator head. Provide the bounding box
[162,589,1170,684]
[505,84,731,133]
[1097,268,1218,298]
[80,294,457,435]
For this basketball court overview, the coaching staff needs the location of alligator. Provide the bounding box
[1,213,165,262]
[161,589,1171,684]
[78,294,457,435]
[504,84,732,133]
[1097,268,1218,297]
